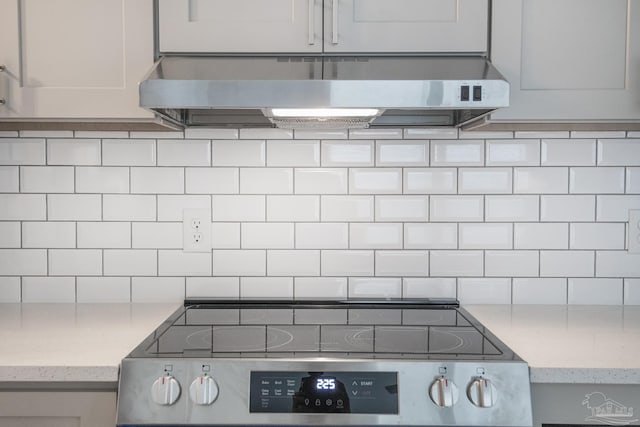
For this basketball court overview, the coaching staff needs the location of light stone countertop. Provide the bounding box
[0,303,179,384]
[466,305,640,384]
[1,304,638,385]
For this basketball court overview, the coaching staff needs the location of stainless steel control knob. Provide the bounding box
[151,375,181,406]
[189,374,219,405]
[467,377,496,408]
[429,376,459,407]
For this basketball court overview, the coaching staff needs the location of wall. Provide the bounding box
[0,128,639,304]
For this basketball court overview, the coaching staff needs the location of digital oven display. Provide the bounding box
[249,371,398,414]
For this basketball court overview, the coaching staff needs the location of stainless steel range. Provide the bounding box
[117,299,532,426]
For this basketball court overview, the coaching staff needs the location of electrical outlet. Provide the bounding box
[629,210,640,254]
[183,208,211,252]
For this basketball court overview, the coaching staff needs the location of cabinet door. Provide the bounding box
[159,0,323,53]
[491,0,640,122]
[324,0,488,53]
[0,0,153,119]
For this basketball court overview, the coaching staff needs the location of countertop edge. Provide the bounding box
[530,367,640,385]
[0,366,119,384]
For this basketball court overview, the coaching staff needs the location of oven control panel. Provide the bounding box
[249,371,398,414]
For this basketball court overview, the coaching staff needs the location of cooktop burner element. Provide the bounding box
[117,299,532,427]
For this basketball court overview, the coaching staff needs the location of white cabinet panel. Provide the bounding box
[0,0,153,119]
[491,0,640,122]
[159,0,323,53]
[324,0,488,53]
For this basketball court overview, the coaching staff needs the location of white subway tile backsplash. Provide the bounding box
[568,278,623,305]
[624,279,640,305]
[0,249,47,275]
[376,140,428,166]
[514,223,568,249]
[157,195,211,221]
[350,129,403,140]
[430,196,483,222]
[49,249,102,276]
[598,139,640,165]
[104,250,157,276]
[515,131,569,139]
[375,251,428,276]
[596,195,640,221]
[241,277,293,299]
[294,277,348,300]
[77,222,131,249]
[242,223,294,249]
[596,251,640,277]
[430,251,483,276]
[458,278,511,304]
[131,223,182,249]
[349,278,402,298]
[486,139,540,166]
[321,250,374,276]
[212,250,266,276]
[267,250,319,276]
[570,167,625,194]
[541,195,595,222]
[212,223,240,249]
[628,168,640,193]
[77,277,130,303]
[267,140,319,167]
[158,251,212,276]
[157,139,211,166]
[0,277,21,303]
[20,166,74,193]
[0,222,20,248]
[74,131,128,138]
[321,195,372,222]
[541,139,596,166]
[131,168,184,194]
[0,131,18,137]
[185,128,238,139]
[22,222,75,248]
[22,277,76,303]
[48,194,101,220]
[0,166,18,192]
[404,128,458,139]
[430,140,484,166]
[349,168,402,194]
[76,167,129,193]
[403,168,457,194]
[267,195,319,221]
[540,251,595,277]
[404,223,457,249]
[512,278,567,304]
[485,250,538,277]
[186,168,239,194]
[459,223,513,249]
[103,195,156,221]
[295,168,348,194]
[459,131,513,139]
[240,168,293,194]
[485,195,539,222]
[47,139,101,165]
[514,167,568,194]
[572,131,626,139]
[240,128,293,139]
[321,141,374,166]
[129,131,183,139]
[350,223,403,249]
[375,196,428,222]
[294,129,348,139]
[102,139,156,166]
[186,277,240,299]
[131,277,185,303]
[212,140,265,166]
[458,168,512,194]
[295,223,348,249]
[212,195,265,221]
[0,139,45,165]
[402,278,457,299]
[570,223,625,250]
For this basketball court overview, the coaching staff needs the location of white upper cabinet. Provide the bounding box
[159,0,324,53]
[324,0,488,53]
[0,0,153,119]
[490,0,640,122]
[158,0,488,54]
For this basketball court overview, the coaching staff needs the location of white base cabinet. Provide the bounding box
[0,0,153,120]
[490,0,640,123]
[0,391,116,427]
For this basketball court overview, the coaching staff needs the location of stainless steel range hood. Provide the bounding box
[140,56,509,129]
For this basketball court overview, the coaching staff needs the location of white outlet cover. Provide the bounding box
[630,210,640,254]
[183,208,212,253]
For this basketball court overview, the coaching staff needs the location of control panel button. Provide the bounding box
[189,374,219,405]
[473,85,482,101]
[467,377,496,408]
[151,375,181,406]
[429,376,459,408]
[460,85,470,101]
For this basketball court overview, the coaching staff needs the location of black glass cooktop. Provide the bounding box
[128,299,520,361]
